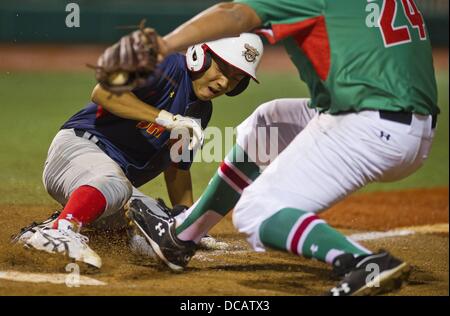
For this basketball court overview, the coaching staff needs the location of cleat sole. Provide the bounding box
[352,262,412,296]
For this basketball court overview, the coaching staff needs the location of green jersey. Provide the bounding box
[235,0,439,115]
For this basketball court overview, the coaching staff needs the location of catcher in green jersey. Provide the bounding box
[118,0,439,296]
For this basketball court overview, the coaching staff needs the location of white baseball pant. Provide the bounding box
[42,128,168,225]
[233,98,435,252]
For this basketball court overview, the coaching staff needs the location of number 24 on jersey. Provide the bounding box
[366,0,427,47]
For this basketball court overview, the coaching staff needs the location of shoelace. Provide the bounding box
[59,228,90,244]
[17,211,60,233]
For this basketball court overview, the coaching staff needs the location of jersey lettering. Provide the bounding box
[378,0,427,47]
[136,121,166,138]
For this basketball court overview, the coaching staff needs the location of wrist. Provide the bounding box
[156,110,174,127]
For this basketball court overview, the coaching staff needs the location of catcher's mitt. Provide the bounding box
[93,21,159,94]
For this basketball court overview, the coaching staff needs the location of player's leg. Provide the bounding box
[174,145,259,242]
[236,111,435,257]
[43,129,132,229]
[236,122,372,261]
[233,112,372,259]
[174,98,316,243]
[234,111,435,294]
[20,129,132,267]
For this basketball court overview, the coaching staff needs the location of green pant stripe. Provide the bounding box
[259,208,371,263]
[259,208,302,250]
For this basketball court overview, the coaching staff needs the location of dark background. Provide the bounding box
[0,0,448,46]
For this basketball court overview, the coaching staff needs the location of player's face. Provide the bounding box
[192,57,247,101]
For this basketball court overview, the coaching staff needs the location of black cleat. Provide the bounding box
[126,199,196,272]
[330,253,359,278]
[155,198,188,218]
[328,251,412,296]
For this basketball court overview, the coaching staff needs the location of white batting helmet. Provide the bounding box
[186,33,263,96]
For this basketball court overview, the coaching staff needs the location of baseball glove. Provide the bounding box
[93,21,160,94]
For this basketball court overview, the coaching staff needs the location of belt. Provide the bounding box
[73,129,107,151]
[379,110,437,129]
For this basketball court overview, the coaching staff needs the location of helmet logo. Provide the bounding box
[242,43,260,63]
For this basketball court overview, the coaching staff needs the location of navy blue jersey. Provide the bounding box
[61,53,212,187]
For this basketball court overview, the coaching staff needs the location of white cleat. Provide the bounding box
[25,220,102,268]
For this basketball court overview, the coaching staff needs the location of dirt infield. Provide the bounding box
[0,187,447,296]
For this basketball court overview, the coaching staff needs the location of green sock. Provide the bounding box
[176,144,260,236]
[259,208,371,264]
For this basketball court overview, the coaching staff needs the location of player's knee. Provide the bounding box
[236,100,280,149]
[91,175,132,216]
[239,99,285,135]
[111,176,133,208]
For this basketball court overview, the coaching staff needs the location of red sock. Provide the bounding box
[53,185,107,228]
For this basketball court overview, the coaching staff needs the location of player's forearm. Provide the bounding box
[91,84,160,122]
[163,2,261,54]
[164,166,194,207]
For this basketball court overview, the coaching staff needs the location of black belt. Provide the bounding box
[379,110,437,129]
[73,129,107,151]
